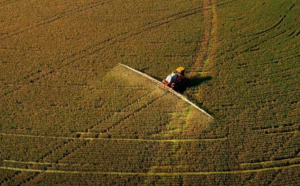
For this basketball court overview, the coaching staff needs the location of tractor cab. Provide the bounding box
[162,67,187,92]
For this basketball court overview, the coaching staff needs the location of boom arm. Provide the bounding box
[118,63,214,119]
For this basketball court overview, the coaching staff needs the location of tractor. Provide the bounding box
[162,67,187,92]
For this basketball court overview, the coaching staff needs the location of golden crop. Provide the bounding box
[1,0,299,185]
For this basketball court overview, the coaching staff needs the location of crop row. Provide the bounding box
[1,139,228,174]
[0,0,106,40]
[0,135,70,162]
[0,171,38,186]
[0,65,160,138]
[89,90,168,135]
[0,0,111,95]
[240,156,300,171]
[0,0,204,100]
[76,65,219,140]
[56,140,227,173]
[0,169,19,185]
[20,173,142,186]
[2,155,300,185]
[0,134,87,184]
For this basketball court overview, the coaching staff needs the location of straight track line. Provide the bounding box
[1,163,299,175]
[0,133,226,142]
[240,157,300,167]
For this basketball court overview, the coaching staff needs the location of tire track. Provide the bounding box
[215,0,239,7]
[144,142,183,184]
[1,131,226,182]
[240,156,300,170]
[249,15,286,37]
[211,51,299,72]
[212,25,294,64]
[77,89,157,136]
[0,6,203,99]
[1,162,300,176]
[289,3,295,10]
[252,122,298,132]
[261,125,300,135]
[210,14,296,64]
[0,171,22,186]
[19,140,88,185]
[96,92,170,133]
[0,0,108,40]
[187,0,211,76]
[188,0,216,77]
[269,133,296,160]
[0,171,38,186]
[209,1,298,66]
[94,92,169,136]
[37,139,75,163]
[0,77,223,184]
[217,114,298,125]
[0,133,225,142]
[0,139,78,185]
[267,170,282,186]
[0,138,74,185]
[206,58,300,84]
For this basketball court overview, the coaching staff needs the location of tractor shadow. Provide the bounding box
[177,76,212,94]
[186,76,212,89]
[182,76,214,117]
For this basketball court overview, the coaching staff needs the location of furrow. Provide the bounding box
[0,0,108,40]
[0,172,38,186]
[250,15,286,36]
[21,140,88,185]
[81,89,156,134]
[0,6,203,99]
[2,163,300,175]
[269,133,296,159]
[37,140,74,162]
[0,133,225,142]
[267,170,282,186]
[0,171,22,185]
[96,92,169,135]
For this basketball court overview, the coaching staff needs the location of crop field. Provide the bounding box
[0,0,299,185]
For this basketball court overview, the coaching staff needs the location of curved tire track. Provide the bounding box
[249,15,286,36]
[0,6,203,99]
[0,0,108,40]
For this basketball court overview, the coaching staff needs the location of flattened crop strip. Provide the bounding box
[0,6,204,99]
[189,0,217,75]
[1,163,300,176]
[0,133,226,142]
[240,157,300,168]
[3,160,67,166]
